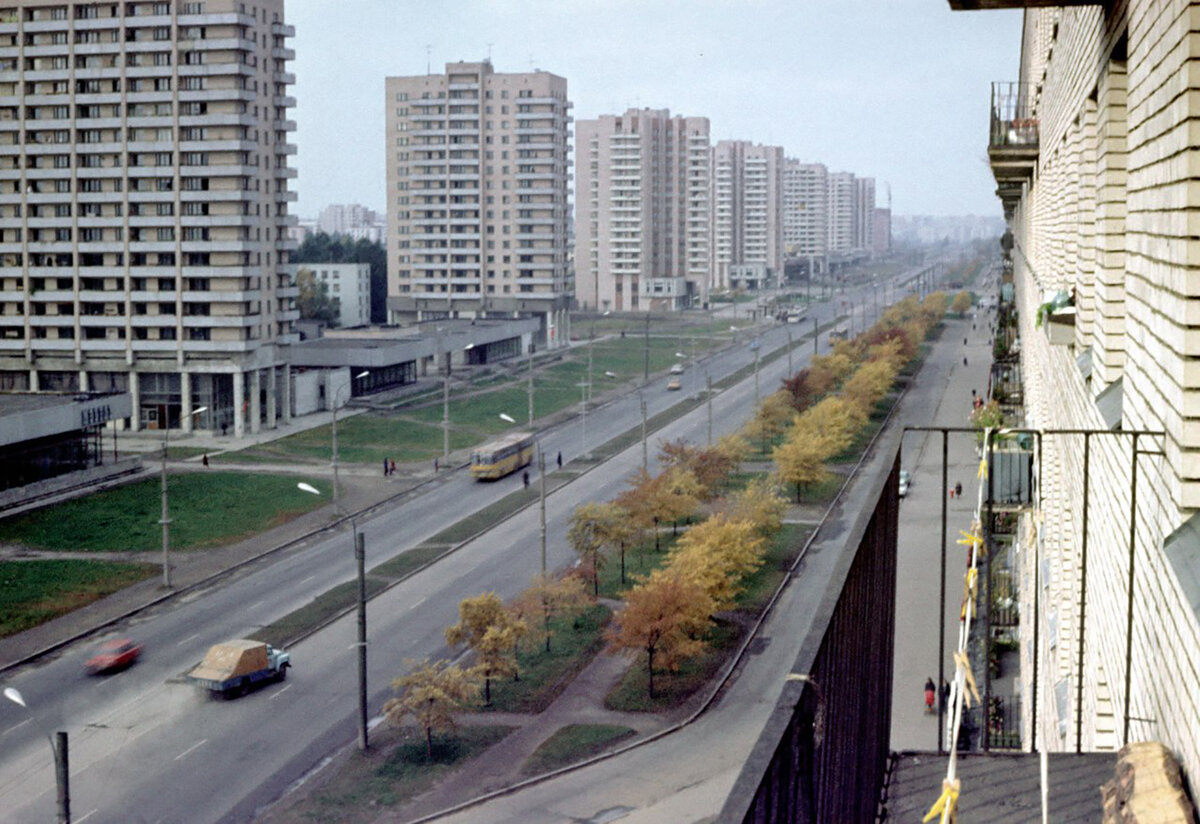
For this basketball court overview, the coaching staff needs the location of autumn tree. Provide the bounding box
[804,395,863,455]
[514,573,592,652]
[606,569,714,699]
[616,467,702,551]
[568,502,618,596]
[658,437,740,500]
[383,658,480,759]
[841,358,898,414]
[668,514,766,610]
[807,351,855,397]
[445,592,527,705]
[773,415,836,502]
[951,290,973,316]
[744,390,794,455]
[781,368,816,412]
[727,476,787,537]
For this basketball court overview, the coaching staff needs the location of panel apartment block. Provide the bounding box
[826,170,854,255]
[575,107,710,312]
[296,261,369,328]
[712,140,783,292]
[783,158,827,268]
[385,60,572,346]
[984,2,1200,787]
[0,0,297,437]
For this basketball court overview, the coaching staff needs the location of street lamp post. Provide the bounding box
[500,414,546,573]
[4,688,70,823]
[297,482,368,751]
[161,404,207,588]
[331,371,369,511]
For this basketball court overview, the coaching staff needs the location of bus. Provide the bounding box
[470,432,536,480]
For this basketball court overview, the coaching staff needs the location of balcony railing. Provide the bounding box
[990,81,1038,151]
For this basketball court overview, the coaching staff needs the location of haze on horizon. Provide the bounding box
[289,1,1022,219]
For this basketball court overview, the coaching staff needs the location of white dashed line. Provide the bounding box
[174,739,207,761]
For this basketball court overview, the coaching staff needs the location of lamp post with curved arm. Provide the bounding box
[500,413,546,574]
[4,687,69,823]
[161,404,207,588]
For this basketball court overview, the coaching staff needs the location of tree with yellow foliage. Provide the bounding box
[842,357,898,414]
[384,658,481,759]
[668,514,765,610]
[513,573,592,653]
[803,395,863,455]
[727,476,787,537]
[445,592,527,705]
[616,466,702,551]
[951,290,973,316]
[807,351,855,397]
[744,389,795,455]
[606,568,713,699]
[773,414,837,502]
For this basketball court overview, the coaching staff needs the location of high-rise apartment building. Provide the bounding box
[0,0,297,437]
[826,171,855,255]
[783,159,827,267]
[853,176,875,253]
[712,140,783,291]
[385,61,572,345]
[295,261,370,328]
[575,108,710,312]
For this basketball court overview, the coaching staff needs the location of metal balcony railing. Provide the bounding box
[990,82,1038,150]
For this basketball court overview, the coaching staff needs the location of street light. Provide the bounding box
[331,371,369,513]
[297,482,368,751]
[500,414,546,574]
[4,688,69,823]
[161,404,207,589]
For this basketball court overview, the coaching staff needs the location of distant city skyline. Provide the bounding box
[289,1,1023,220]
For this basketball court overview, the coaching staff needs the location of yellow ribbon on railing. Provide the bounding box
[923,778,960,823]
[954,649,981,708]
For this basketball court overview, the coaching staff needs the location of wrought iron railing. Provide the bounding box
[990,82,1038,150]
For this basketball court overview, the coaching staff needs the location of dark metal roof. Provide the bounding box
[883,752,1113,822]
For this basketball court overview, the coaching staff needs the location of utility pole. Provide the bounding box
[640,394,648,471]
[355,531,368,751]
[527,345,534,426]
[813,316,819,356]
[54,732,69,824]
[706,375,713,446]
[643,313,650,380]
[539,449,547,573]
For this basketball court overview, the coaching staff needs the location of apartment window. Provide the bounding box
[156,228,175,242]
[181,152,207,166]
[181,77,205,91]
[155,202,174,216]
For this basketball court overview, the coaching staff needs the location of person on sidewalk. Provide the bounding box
[434,457,439,472]
[557,451,563,469]
[925,677,937,714]
[522,470,530,488]
[390,459,396,476]
[955,481,962,498]
[202,454,209,468]
[383,458,389,477]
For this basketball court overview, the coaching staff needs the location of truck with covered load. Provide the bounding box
[187,639,290,698]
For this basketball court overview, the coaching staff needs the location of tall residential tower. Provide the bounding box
[575,107,710,312]
[712,140,783,292]
[385,61,572,345]
[0,0,297,436]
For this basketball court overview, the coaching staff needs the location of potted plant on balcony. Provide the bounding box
[1035,289,1074,345]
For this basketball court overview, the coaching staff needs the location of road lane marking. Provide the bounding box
[3,718,31,736]
[75,809,99,823]
[408,597,426,611]
[176,632,200,647]
[299,575,316,585]
[174,739,207,761]
[269,684,292,700]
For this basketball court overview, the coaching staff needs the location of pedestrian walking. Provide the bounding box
[202,454,209,468]
[522,470,530,488]
[390,459,396,476]
[941,679,951,710]
[948,486,955,500]
[964,337,968,346]
[383,458,389,477]
[434,457,439,472]
[963,356,968,366]
[924,677,937,714]
[556,451,563,469]
[955,481,963,498]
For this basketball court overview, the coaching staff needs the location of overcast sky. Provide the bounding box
[288,1,1022,219]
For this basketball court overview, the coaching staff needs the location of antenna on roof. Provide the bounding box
[426,44,431,75]
[486,42,493,63]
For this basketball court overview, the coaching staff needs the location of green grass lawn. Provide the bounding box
[484,604,611,714]
[298,725,516,823]
[0,473,330,552]
[0,559,157,637]
[521,724,637,775]
[604,619,742,713]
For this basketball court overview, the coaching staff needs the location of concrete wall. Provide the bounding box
[291,370,324,417]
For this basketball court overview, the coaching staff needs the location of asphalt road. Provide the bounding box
[0,269,932,823]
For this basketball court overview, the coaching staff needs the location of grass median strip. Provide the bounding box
[0,559,156,638]
[520,724,637,775]
[251,577,388,648]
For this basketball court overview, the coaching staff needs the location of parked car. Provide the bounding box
[898,470,912,498]
[85,638,143,675]
[667,377,682,391]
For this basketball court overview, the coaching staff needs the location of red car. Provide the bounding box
[85,639,143,675]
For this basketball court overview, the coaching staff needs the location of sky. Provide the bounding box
[287,1,1023,220]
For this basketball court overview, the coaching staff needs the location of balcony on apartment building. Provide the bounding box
[988,81,1038,216]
